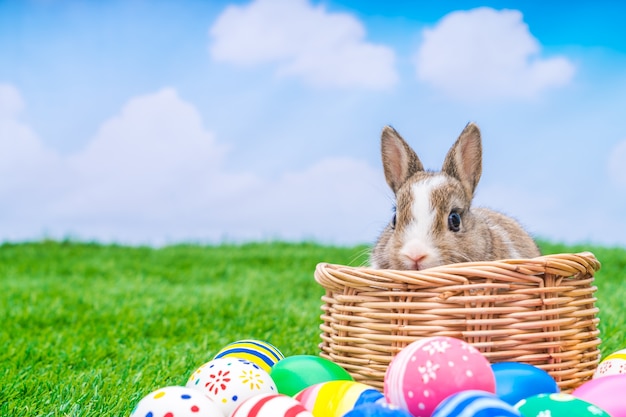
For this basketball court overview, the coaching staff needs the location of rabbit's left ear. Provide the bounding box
[381,126,424,194]
[442,122,483,199]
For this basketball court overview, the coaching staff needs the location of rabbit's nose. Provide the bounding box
[400,246,429,270]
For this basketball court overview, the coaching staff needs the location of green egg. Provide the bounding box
[269,355,353,396]
[515,393,610,417]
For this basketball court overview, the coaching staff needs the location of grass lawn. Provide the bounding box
[1,240,625,416]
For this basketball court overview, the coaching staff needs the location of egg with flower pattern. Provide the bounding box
[186,357,277,416]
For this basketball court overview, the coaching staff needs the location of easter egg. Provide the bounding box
[515,393,610,417]
[432,390,521,417]
[384,336,495,417]
[295,380,384,417]
[214,339,285,373]
[269,355,353,396]
[492,362,559,405]
[572,374,626,417]
[343,402,414,417]
[593,348,626,378]
[186,357,277,416]
[130,386,224,417]
[230,393,313,417]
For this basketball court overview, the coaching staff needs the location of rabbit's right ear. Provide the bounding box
[381,126,424,194]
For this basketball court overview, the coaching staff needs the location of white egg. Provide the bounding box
[130,385,224,417]
[186,357,277,416]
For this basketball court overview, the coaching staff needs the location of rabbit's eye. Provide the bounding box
[448,211,461,232]
[391,205,397,229]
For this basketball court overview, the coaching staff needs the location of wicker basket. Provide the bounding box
[315,252,601,393]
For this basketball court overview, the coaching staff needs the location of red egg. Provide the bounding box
[231,393,313,417]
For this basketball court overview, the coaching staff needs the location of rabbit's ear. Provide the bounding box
[381,126,424,194]
[442,122,483,199]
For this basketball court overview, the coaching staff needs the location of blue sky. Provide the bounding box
[1,0,625,248]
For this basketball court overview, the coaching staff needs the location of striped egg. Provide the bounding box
[295,380,384,417]
[431,390,521,417]
[593,348,626,378]
[130,386,224,417]
[214,339,285,373]
[231,393,313,417]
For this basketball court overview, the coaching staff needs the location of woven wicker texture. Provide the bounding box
[315,252,601,392]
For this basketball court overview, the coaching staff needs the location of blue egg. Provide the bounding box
[432,390,521,417]
[492,362,559,405]
[343,402,413,417]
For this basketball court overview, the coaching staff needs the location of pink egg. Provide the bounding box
[572,374,626,417]
[384,336,495,417]
[231,393,313,417]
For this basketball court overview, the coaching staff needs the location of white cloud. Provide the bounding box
[415,7,575,101]
[0,84,64,194]
[0,86,387,245]
[0,83,25,119]
[608,139,626,188]
[209,0,397,89]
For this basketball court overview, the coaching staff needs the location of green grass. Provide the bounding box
[1,240,624,416]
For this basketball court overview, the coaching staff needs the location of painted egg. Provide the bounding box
[130,386,224,417]
[294,380,384,417]
[214,339,285,373]
[572,374,626,417]
[269,355,353,396]
[431,390,521,417]
[515,393,610,417]
[186,357,277,416]
[384,336,495,417]
[492,362,559,405]
[343,402,414,417]
[230,393,313,417]
[593,348,626,378]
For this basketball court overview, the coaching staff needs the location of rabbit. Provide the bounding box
[370,122,540,270]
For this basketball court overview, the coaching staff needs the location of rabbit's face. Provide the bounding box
[388,172,472,270]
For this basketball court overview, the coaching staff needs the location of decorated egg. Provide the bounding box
[214,339,285,373]
[431,390,521,417]
[572,374,626,417]
[515,393,610,417]
[186,357,277,416]
[269,355,353,396]
[384,336,495,417]
[294,380,384,417]
[343,402,414,417]
[130,386,224,417]
[230,393,313,417]
[492,362,559,405]
[593,348,626,378]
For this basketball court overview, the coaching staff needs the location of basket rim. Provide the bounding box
[315,252,600,290]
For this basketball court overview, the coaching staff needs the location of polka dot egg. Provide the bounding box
[384,336,495,417]
[186,357,277,417]
[214,339,285,374]
[593,348,626,378]
[130,386,224,417]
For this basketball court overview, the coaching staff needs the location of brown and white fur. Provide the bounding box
[370,122,540,270]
